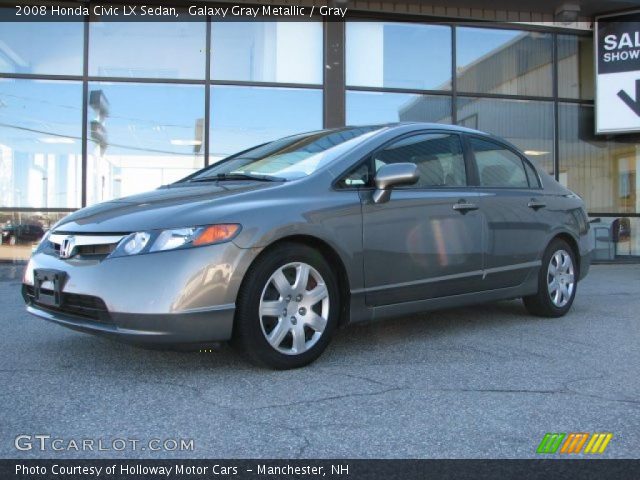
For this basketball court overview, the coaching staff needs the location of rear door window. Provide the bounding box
[469,137,529,188]
[523,159,541,188]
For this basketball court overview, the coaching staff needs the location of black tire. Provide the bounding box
[523,238,577,317]
[233,242,339,369]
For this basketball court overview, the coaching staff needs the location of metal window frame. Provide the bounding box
[81,12,89,207]
[0,208,77,213]
[204,15,211,167]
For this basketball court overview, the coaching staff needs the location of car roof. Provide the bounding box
[355,122,529,157]
[343,122,490,136]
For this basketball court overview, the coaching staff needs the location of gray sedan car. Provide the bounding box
[23,123,591,369]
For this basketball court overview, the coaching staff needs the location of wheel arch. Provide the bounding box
[243,234,352,327]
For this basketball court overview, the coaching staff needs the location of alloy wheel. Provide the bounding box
[259,262,330,355]
[546,249,575,308]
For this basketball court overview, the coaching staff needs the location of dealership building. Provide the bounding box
[0,0,639,261]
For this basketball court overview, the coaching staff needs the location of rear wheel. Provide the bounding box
[233,243,339,369]
[523,239,577,317]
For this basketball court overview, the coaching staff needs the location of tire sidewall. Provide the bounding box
[235,244,339,369]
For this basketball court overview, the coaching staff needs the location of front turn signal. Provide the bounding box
[193,224,240,246]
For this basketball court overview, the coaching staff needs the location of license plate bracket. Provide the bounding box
[33,269,67,307]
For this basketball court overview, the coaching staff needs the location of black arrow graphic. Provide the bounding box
[618,79,640,116]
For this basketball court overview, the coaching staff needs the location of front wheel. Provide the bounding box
[523,239,577,317]
[233,243,339,369]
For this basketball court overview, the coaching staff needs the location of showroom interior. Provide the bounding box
[0,0,638,262]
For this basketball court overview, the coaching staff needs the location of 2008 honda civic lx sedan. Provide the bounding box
[23,123,591,369]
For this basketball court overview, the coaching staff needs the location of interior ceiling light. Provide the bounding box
[524,150,550,156]
[38,137,75,144]
[170,139,202,146]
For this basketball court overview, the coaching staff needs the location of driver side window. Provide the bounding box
[373,133,466,188]
[335,161,371,188]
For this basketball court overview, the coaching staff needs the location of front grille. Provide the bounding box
[51,241,117,258]
[23,285,113,324]
[76,244,117,256]
[48,233,126,260]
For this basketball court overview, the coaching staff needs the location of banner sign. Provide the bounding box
[596,10,640,134]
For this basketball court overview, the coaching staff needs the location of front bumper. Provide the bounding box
[23,300,235,345]
[22,242,260,345]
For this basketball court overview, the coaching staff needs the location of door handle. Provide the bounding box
[527,199,547,210]
[453,202,479,213]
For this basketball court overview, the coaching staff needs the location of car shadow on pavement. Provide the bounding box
[43,299,542,373]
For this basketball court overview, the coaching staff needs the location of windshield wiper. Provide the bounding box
[190,172,285,183]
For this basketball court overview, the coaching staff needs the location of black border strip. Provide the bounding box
[2,459,640,480]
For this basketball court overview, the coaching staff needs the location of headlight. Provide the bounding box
[123,232,151,255]
[110,224,240,258]
[150,228,195,252]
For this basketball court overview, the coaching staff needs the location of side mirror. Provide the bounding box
[372,163,419,203]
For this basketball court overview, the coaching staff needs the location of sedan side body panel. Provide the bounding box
[361,188,485,306]
[478,188,550,289]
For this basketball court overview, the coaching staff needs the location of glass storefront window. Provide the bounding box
[346,91,452,125]
[89,21,206,79]
[0,19,634,263]
[456,27,553,97]
[557,35,594,100]
[85,82,205,205]
[210,86,322,159]
[211,22,323,84]
[0,79,82,208]
[558,103,639,214]
[346,22,452,90]
[457,97,554,174]
[559,103,639,262]
[589,216,640,259]
[0,17,83,75]
[0,210,70,261]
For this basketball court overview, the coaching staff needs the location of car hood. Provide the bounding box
[54,182,279,233]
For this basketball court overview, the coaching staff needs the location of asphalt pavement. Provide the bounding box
[1,263,638,459]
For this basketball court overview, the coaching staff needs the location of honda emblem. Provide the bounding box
[59,236,76,259]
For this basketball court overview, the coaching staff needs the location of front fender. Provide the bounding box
[231,190,364,291]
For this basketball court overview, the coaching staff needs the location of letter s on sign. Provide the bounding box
[604,34,618,51]
[15,435,32,451]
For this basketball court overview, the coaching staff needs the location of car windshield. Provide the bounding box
[187,126,383,182]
